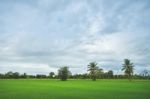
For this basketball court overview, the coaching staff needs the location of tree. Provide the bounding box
[141,70,150,79]
[20,73,27,78]
[23,73,27,78]
[13,72,20,79]
[5,71,13,78]
[68,71,72,78]
[58,66,70,81]
[0,73,4,79]
[49,72,55,78]
[108,70,113,79]
[96,68,104,79]
[122,59,134,81]
[36,74,47,79]
[87,62,99,81]
[142,70,148,77]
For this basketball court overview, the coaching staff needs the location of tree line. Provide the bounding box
[0,59,150,81]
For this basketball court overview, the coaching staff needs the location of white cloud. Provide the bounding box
[0,63,57,75]
[0,0,150,74]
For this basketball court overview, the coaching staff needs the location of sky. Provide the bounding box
[0,0,150,75]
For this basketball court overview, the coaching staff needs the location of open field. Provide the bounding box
[0,79,150,99]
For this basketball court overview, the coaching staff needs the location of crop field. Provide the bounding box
[0,79,150,99]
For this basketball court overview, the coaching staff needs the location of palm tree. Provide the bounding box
[122,59,134,81]
[87,62,99,81]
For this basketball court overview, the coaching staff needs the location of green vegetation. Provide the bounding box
[0,79,150,99]
[87,62,99,81]
[58,66,70,81]
[122,59,134,81]
[0,59,150,80]
[0,59,150,99]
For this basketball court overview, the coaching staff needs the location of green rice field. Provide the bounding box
[0,79,150,99]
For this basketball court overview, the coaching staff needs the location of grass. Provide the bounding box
[0,79,150,99]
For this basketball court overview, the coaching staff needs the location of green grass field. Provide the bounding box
[0,79,150,99]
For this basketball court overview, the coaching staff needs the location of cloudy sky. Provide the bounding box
[0,0,150,75]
